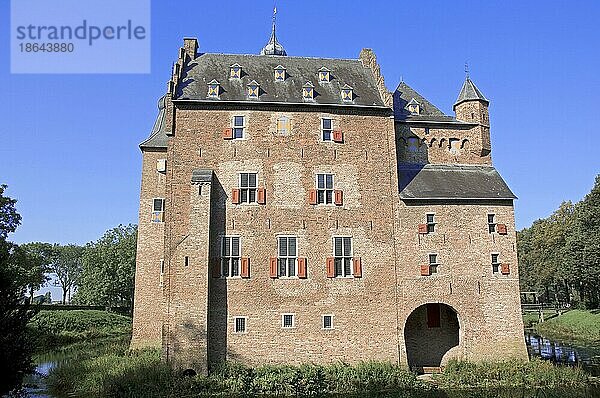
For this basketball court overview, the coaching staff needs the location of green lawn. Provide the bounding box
[535,310,600,343]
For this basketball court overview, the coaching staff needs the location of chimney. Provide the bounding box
[183,37,198,61]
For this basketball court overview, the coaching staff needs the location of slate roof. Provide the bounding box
[393,81,445,118]
[175,53,387,108]
[139,94,169,149]
[454,78,488,109]
[191,169,213,184]
[398,164,516,200]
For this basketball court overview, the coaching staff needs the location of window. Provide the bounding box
[184,256,189,267]
[318,67,331,83]
[239,173,258,203]
[247,80,260,99]
[321,118,333,141]
[276,116,291,136]
[282,314,295,328]
[278,236,297,277]
[488,214,496,233]
[221,236,241,277]
[426,213,436,233]
[274,65,286,81]
[316,174,334,204]
[303,82,315,100]
[160,259,164,274]
[491,253,500,274]
[207,79,220,98]
[334,237,352,277]
[232,116,245,139]
[230,63,242,79]
[322,315,333,330]
[152,198,165,223]
[428,253,438,274]
[234,317,246,333]
[341,84,353,102]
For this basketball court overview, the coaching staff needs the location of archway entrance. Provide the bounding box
[404,303,459,372]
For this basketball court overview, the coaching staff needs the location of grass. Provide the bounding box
[535,310,600,343]
[27,310,132,351]
[435,358,590,389]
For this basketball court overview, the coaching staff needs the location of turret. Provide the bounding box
[453,77,491,158]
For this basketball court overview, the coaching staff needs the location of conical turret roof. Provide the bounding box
[454,77,488,109]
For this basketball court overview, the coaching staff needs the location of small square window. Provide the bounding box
[488,214,497,233]
[321,118,333,141]
[303,82,315,100]
[232,116,245,139]
[230,64,242,79]
[428,253,438,274]
[318,67,331,83]
[491,253,500,274]
[322,315,333,329]
[274,66,286,81]
[426,213,436,233]
[247,81,260,99]
[234,317,246,333]
[282,314,295,328]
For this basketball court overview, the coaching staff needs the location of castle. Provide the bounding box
[131,22,527,373]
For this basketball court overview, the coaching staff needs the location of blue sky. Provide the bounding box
[1,0,599,247]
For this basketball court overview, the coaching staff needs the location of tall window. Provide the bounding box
[488,214,496,233]
[491,253,500,274]
[234,317,246,333]
[221,236,240,277]
[282,314,295,328]
[152,198,165,223]
[278,236,297,277]
[333,237,352,277]
[276,116,290,136]
[321,118,333,141]
[428,253,439,274]
[317,174,334,204]
[239,173,257,203]
[426,213,436,233]
[322,315,333,329]
[233,116,245,139]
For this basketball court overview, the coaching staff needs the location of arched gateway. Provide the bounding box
[404,303,460,372]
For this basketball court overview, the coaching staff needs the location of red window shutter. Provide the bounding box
[222,128,233,140]
[334,190,343,206]
[427,303,441,328]
[211,258,221,278]
[240,257,250,278]
[420,264,430,276]
[298,257,307,278]
[326,257,335,278]
[269,257,278,278]
[308,189,317,205]
[231,189,240,204]
[497,224,508,235]
[257,187,266,204]
[333,129,343,143]
[353,257,362,278]
[418,224,428,234]
[501,263,510,275]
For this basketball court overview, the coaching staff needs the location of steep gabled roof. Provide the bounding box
[454,78,489,109]
[139,94,169,149]
[175,53,387,108]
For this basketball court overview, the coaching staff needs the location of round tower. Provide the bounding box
[453,77,491,158]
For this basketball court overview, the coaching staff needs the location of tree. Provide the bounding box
[0,185,34,394]
[74,224,137,308]
[49,244,84,304]
[19,242,53,303]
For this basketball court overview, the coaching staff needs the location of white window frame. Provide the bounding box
[491,252,501,274]
[238,172,258,204]
[220,235,241,278]
[281,313,296,329]
[233,316,247,333]
[428,253,439,274]
[426,213,436,233]
[316,173,334,205]
[277,235,298,278]
[488,213,497,233]
[321,118,333,141]
[322,314,334,330]
[232,115,245,139]
[274,67,286,81]
[333,236,353,278]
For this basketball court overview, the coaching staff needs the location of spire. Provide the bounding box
[453,76,489,109]
[260,6,287,56]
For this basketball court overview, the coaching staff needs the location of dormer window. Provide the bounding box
[318,67,331,83]
[247,80,260,99]
[229,63,242,79]
[274,65,286,81]
[341,84,353,102]
[207,79,220,98]
[407,98,421,115]
[302,82,315,100]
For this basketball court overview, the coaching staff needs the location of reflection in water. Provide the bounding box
[525,331,600,377]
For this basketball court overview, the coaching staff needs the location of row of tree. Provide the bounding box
[518,175,600,309]
[0,184,138,394]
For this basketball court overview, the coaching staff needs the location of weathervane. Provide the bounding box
[465,62,470,79]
